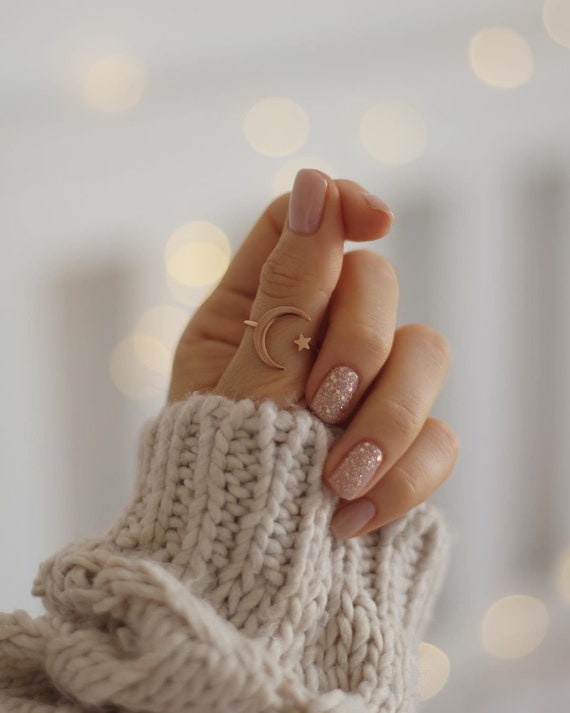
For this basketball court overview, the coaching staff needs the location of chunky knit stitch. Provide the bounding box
[0,392,449,713]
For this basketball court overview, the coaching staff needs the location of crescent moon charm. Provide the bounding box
[244,306,311,370]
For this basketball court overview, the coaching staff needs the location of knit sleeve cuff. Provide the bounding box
[17,392,450,713]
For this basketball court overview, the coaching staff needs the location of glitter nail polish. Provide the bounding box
[328,441,383,500]
[311,365,359,424]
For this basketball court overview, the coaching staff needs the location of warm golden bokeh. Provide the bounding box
[543,0,570,48]
[135,305,189,355]
[243,97,310,157]
[555,547,570,604]
[360,101,427,164]
[469,27,534,88]
[165,222,231,305]
[81,54,146,113]
[417,642,450,701]
[481,595,548,658]
[131,334,171,374]
[110,336,168,400]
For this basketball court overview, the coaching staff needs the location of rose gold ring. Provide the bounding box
[244,305,319,370]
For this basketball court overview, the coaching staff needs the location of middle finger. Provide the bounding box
[306,249,399,424]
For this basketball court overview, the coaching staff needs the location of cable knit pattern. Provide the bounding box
[0,392,449,713]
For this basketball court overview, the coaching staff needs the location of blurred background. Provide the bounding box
[1,1,569,709]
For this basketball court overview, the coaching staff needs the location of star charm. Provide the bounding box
[294,334,312,351]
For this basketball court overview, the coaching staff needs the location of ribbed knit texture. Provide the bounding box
[0,392,449,713]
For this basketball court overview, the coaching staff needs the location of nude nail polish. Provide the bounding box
[328,441,383,500]
[311,365,359,424]
[330,499,376,538]
[363,193,394,220]
[288,169,328,234]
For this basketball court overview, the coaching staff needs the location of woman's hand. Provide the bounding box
[167,169,459,538]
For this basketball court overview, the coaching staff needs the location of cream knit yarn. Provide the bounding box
[0,392,449,713]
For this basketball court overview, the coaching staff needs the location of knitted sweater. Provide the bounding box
[0,392,449,713]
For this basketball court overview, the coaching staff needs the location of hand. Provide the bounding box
[168,169,459,538]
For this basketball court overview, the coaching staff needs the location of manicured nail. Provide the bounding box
[330,499,376,538]
[328,441,383,500]
[363,193,394,221]
[311,365,359,424]
[288,169,328,235]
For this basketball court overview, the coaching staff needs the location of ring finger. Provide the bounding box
[323,323,451,500]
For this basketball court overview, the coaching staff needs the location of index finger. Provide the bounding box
[218,175,394,304]
[212,170,394,407]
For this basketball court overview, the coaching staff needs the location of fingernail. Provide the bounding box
[330,499,376,538]
[311,365,359,424]
[328,441,383,500]
[289,169,328,235]
[363,193,394,221]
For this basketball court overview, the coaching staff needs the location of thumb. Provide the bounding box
[214,168,347,408]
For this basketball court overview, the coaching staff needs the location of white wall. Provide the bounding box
[1,1,569,710]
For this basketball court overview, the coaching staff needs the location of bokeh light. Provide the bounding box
[244,97,310,157]
[135,305,189,355]
[271,157,337,198]
[360,101,427,164]
[110,336,168,400]
[481,595,548,658]
[81,54,146,113]
[131,334,171,374]
[417,642,450,701]
[469,28,534,88]
[543,0,570,48]
[165,222,231,306]
[555,547,570,604]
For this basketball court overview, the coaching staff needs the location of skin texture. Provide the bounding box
[167,171,459,537]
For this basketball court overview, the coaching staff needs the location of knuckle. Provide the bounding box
[428,419,460,466]
[350,320,392,362]
[375,255,399,287]
[346,251,400,291]
[390,421,460,503]
[383,392,423,437]
[428,332,451,366]
[400,323,451,369]
[259,255,304,301]
[376,332,393,364]
[391,463,422,501]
